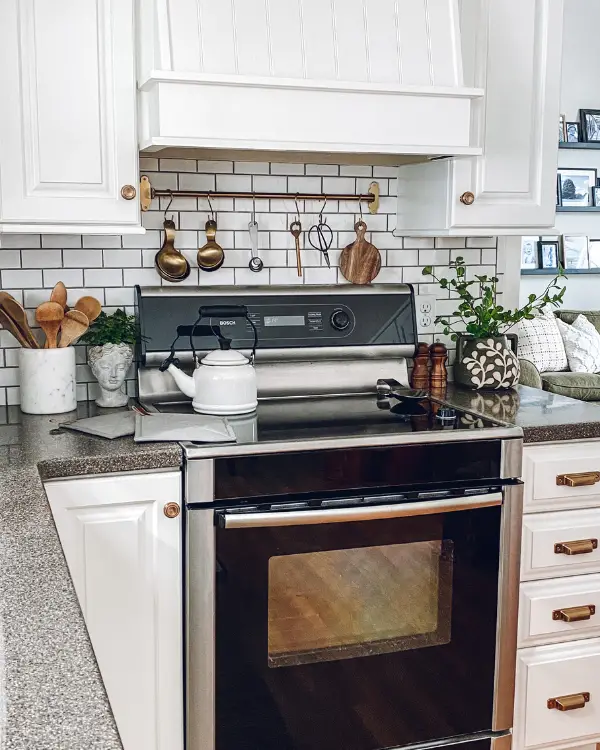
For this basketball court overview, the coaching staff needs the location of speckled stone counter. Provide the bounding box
[0,402,182,750]
[445,384,600,443]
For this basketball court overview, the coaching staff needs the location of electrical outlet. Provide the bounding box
[415,295,436,333]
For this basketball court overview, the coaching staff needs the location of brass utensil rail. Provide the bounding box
[139,176,380,214]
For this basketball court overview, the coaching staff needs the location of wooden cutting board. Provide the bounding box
[339,220,381,285]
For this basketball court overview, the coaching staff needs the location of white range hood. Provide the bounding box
[137,0,483,162]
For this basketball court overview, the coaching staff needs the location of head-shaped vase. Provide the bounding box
[88,343,134,408]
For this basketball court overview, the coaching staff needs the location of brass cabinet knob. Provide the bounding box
[547,692,590,711]
[554,539,598,555]
[164,502,181,519]
[121,184,137,200]
[552,604,596,622]
[460,191,475,205]
[557,471,600,487]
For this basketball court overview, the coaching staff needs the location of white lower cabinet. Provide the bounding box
[44,470,183,750]
[514,639,600,750]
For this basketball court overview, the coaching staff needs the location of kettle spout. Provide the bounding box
[167,364,196,399]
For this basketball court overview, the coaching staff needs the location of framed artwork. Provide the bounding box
[559,114,566,143]
[566,122,580,142]
[580,109,600,142]
[563,235,590,269]
[589,239,600,269]
[557,168,597,207]
[521,236,540,270]
[594,187,600,207]
[538,240,559,270]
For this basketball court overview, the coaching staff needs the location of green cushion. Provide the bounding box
[556,310,600,335]
[541,371,600,401]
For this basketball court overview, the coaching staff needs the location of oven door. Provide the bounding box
[209,488,518,750]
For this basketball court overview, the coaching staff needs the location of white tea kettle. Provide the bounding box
[163,306,258,416]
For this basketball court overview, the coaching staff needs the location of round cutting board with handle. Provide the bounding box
[339,220,381,285]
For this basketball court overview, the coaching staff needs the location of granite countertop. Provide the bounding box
[445,384,600,443]
[0,402,182,750]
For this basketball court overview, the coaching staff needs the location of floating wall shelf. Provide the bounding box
[556,206,600,213]
[559,142,600,149]
[521,268,600,276]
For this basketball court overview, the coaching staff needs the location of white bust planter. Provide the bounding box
[88,343,134,408]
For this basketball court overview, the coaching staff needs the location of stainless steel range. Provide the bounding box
[135,285,523,750]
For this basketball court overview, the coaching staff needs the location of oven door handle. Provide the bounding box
[219,492,503,529]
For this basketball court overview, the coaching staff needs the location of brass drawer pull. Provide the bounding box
[552,604,596,622]
[557,472,600,487]
[164,502,181,519]
[554,539,598,555]
[547,692,590,711]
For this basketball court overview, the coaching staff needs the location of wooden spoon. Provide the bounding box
[59,310,89,348]
[0,292,39,348]
[50,281,68,310]
[35,302,64,348]
[0,308,31,348]
[74,296,102,323]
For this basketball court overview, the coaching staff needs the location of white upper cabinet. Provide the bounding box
[137,0,483,159]
[395,0,564,235]
[0,0,142,234]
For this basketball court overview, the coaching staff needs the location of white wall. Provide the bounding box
[520,0,600,310]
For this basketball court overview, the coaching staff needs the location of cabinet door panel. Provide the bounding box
[0,0,139,228]
[45,471,183,750]
[450,0,563,229]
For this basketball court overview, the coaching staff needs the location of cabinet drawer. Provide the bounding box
[519,575,600,647]
[524,443,600,513]
[514,638,600,750]
[522,509,600,581]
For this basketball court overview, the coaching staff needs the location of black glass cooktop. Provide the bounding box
[148,393,504,445]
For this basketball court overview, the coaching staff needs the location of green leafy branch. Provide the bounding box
[79,309,139,346]
[422,257,566,342]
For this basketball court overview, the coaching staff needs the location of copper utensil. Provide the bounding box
[59,310,89,348]
[35,302,64,348]
[50,282,68,310]
[155,219,190,282]
[339,220,381,285]
[74,296,102,323]
[0,292,39,348]
[0,308,32,348]
[290,220,303,277]
[197,218,224,272]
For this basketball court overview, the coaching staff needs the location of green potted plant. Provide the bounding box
[80,309,137,407]
[422,257,565,390]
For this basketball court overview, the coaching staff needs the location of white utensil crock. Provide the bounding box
[19,347,77,414]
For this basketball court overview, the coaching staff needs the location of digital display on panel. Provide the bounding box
[264,316,306,327]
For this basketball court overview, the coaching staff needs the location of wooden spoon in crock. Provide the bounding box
[35,302,64,348]
[59,310,89,348]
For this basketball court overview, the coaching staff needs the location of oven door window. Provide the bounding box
[268,540,453,668]
[215,504,501,750]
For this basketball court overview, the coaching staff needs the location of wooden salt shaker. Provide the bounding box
[429,342,448,399]
[411,342,431,390]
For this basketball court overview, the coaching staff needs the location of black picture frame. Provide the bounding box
[557,167,597,207]
[566,122,580,142]
[556,175,562,207]
[537,240,559,270]
[594,187,600,207]
[580,109,600,142]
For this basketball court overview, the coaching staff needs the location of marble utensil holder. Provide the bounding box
[19,347,77,414]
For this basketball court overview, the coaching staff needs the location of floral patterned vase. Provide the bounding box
[454,335,520,391]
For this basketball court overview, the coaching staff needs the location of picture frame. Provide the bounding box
[563,235,590,269]
[580,109,600,142]
[589,239,600,269]
[566,122,580,142]
[594,187,600,207]
[557,168,597,207]
[559,114,566,143]
[537,240,559,270]
[521,236,540,270]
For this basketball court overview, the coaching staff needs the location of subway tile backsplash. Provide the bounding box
[0,158,500,406]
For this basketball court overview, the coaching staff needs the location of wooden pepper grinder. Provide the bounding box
[411,342,431,390]
[429,342,448,400]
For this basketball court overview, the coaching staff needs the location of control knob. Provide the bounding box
[330,309,350,331]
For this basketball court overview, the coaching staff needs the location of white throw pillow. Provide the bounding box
[556,315,600,374]
[517,311,568,372]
